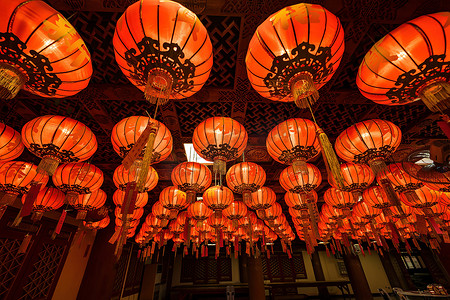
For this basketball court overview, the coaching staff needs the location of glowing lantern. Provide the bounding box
[246,187,276,216]
[115,207,144,222]
[116,218,139,228]
[192,117,248,175]
[389,203,413,220]
[21,187,64,221]
[171,161,212,203]
[279,164,322,194]
[52,162,103,203]
[188,201,213,227]
[113,164,158,192]
[377,163,423,203]
[21,115,97,176]
[258,202,282,223]
[238,211,258,228]
[0,0,92,100]
[72,189,107,220]
[160,186,187,219]
[84,215,110,230]
[222,201,248,227]
[113,0,213,104]
[330,163,374,201]
[399,186,440,209]
[0,123,24,162]
[113,189,148,208]
[169,220,185,238]
[414,204,447,219]
[324,188,357,212]
[353,201,381,221]
[285,190,317,211]
[152,201,173,227]
[266,118,320,173]
[207,213,227,229]
[356,12,450,113]
[203,185,234,218]
[421,171,450,193]
[335,119,402,174]
[320,203,345,224]
[146,213,164,231]
[226,162,266,202]
[246,3,344,108]
[0,161,49,205]
[363,186,392,209]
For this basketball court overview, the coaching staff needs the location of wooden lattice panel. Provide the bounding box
[111,247,130,298]
[0,239,25,299]
[181,254,232,284]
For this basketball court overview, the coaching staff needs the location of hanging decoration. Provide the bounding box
[72,189,107,220]
[171,162,212,203]
[0,122,24,162]
[226,162,266,203]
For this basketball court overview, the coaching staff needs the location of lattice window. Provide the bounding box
[261,252,306,282]
[18,243,65,300]
[181,254,232,284]
[122,249,145,297]
[111,247,130,299]
[0,239,25,299]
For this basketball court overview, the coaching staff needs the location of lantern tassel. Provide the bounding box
[291,72,319,109]
[368,159,387,176]
[213,158,227,176]
[0,63,25,99]
[316,128,345,189]
[76,210,87,220]
[37,156,60,176]
[137,128,157,192]
[292,158,308,174]
[419,81,450,113]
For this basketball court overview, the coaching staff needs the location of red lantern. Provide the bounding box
[152,200,173,227]
[113,164,158,192]
[284,191,317,210]
[353,201,381,221]
[0,123,24,162]
[146,213,163,231]
[389,203,413,220]
[266,118,320,173]
[329,163,375,201]
[226,162,266,202]
[84,216,110,230]
[238,211,258,228]
[363,186,392,209]
[320,203,345,223]
[203,185,234,218]
[335,119,402,174]
[171,161,212,203]
[0,161,49,205]
[72,189,107,220]
[116,218,139,229]
[169,220,185,237]
[414,204,447,219]
[246,3,344,108]
[324,188,357,211]
[22,116,97,176]
[207,213,227,229]
[279,164,322,194]
[111,116,173,163]
[400,186,440,209]
[246,187,276,215]
[188,201,213,227]
[113,0,213,104]
[21,187,64,221]
[0,0,92,100]
[222,201,248,227]
[258,202,282,222]
[357,12,450,113]
[115,207,144,222]
[160,186,187,219]
[53,162,103,203]
[113,189,148,208]
[192,117,248,175]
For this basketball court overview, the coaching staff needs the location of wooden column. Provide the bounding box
[379,250,403,289]
[239,254,249,283]
[139,262,158,300]
[247,254,266,300]
[311,251,330,299]
[343,252,373,300]
[77,224,117,300]
[437,243,450,284]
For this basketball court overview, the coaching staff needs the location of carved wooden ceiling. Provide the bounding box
[3,0,450,218]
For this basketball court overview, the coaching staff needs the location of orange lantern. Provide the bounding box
[356,12,450,113]
[400,186,440,209]
[21,187,64,221]
[421,171,450,193]
[330,163,375,201]
[335,119,402,174]
[111,116,173,164]
[171,161,212,203]
[246,187,276,215]
[113,0,212,104]
[146,213,164,231]
[0,123,24,162]
[353,201,381,221]
[192,117,248,175]
[222,201,248,227]
[113,189,148,208]
[152,200,173,227]
[115,207,144,222]
[0,161,49,205]
[226,162,266,202]
[389,203,414,220]
[72,189,107,220]
[246,3,344,108]
[207,213,227,229]
[169,220,185,237]
[363,186,392,209]
[160,186,187,219]
[22,115,97,176]
[266,118,320,173]
[378,163,423,202]
[238,211,258,228]
[320,203,345,224]
[116,218,140,229]
[0,0,92,100]
[52,162,103,203]
[324,188,357,212]
[258,202,282,223]
[188,201,213,227]
[113,164,158,192]
[203,185,234,218]
[84,215,110,230]
[279,164,322,194]
[284,190,317,210]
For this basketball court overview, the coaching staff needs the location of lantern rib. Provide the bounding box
[139,0,146,37]
[256,30,277,59]
[248,51,272,72]
[372,44,408,74]
[357,66,396,88]
[270,24,290,59]
[387,32,421,69]
[426,14,447,56]
[314,7,328,56]
[156,4,161,65]
[188,32,207,61]
[24,13,59,45]
[192,52,213,71]
[124,6,142,54]
[49,45,82,64]
[170,10,179,44]
[305,4,311,44]
[405,22,434,56]
[49,58,91,74]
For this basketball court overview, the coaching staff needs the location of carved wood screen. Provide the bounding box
[261,252,307,282]
[0,208,76,300]
[181,251,232,284]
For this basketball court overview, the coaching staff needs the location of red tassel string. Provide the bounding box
[325,245,330,257]
[18,234,32,254]
[428,218,443,235]
[55,210,67,235]
[21,183,42,217]
[266,249,270,259]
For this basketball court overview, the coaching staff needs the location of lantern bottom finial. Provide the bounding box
[0,63,25,100]
[145,69,173,106]
[37,156,60,176]
[419,80,450,113]
[76,210,87,220]
[291,72,319,109]
[213,158,227,176]
[292,158,308,174]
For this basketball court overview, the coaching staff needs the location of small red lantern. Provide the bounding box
[84,216,110,230]
[324,188,357,211]
[226,162,266,202]
[363,186,392,209]
[284,190,317,210]
[329,163,374,201]
[113,164,158,192]
[115,207,144,222]
[0,122,24,162]
[152,201,173,227]
[203,185,234,218]
[22,115,97,176]
[188,201,213,227]
[192,117,248,175]
[245,187,276,215]
[279,164,322,194]
[353,201,381,221]
[399,186,440,209]
[21,187,64,221]
[222,201,248,227]
[72,189,107,220]
[160,186,188,219]
[171,162,212,203]
[258,202,282,223]
[113,189,148,208]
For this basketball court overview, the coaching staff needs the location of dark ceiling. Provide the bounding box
[3,0,450,217]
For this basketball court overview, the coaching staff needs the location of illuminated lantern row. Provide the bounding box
[0,0,92,100]
[72,189,107,220]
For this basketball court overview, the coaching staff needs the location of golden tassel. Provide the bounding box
[291,73,319,109]
[0,63,25,100]
[292,158,308,174]
[317,128,345,189]
[368,159,387,176]
[136,129,157,192]
[419,81,450,113]
[37,156,60,176]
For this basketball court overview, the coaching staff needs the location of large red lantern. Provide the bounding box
[329,163,375,201]
[284,190,317,210]
[203,185,234,217]
[152,201,173,227]
[0,161,49,205]
[113,189,148,208]
[188,201,213,227]
[335,119,402,174]
[160,186,187,219]
[192,117,248,175]
[324,188,357,212]
[279,164,322,194]
[266,118,320,173]
[21,187,64,221]
[246,187,276,215]
[171,162,212,203]
[0,0,92,100]
[115,207,144,222]
[246,3,344,108]
[52,162,103,203]
[22,115,97,176]
[113,0,212,104]
[72,189,107,220]
[356,12,450,113]
[0,123,24,162]
[113,164,158,192]
[226,162,266,202]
